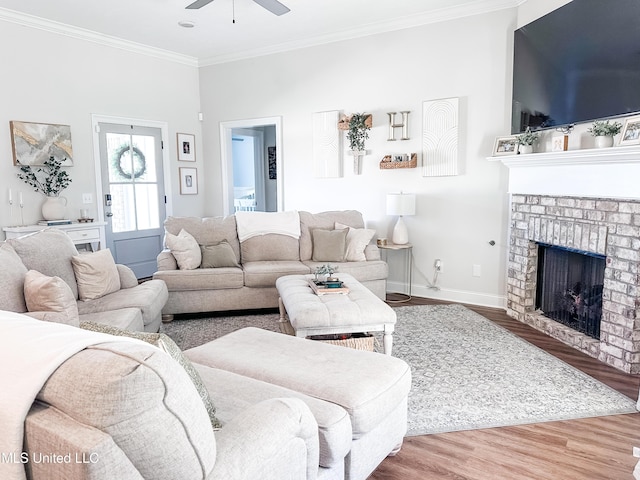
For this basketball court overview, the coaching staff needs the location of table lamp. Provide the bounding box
[386,192,416,245]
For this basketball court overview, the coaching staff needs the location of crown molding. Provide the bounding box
[0,7,199,67]
[199,0,524,66]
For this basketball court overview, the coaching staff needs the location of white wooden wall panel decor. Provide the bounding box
[312,110,342,178]
[422,97,459,177]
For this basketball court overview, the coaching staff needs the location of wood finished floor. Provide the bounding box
[369,295,640,480]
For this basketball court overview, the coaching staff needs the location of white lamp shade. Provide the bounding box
[386,193,416,216]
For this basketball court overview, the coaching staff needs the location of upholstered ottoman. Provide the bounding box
[276,273,397,355]
[185,327,411,480]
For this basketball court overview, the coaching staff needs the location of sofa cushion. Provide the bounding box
[166,228,201,270]
[80,307,144,331]
[24,270,79,326]
[311,228,348,262]
[76,279,168,329]
[0,242,28,313]
[37,341,217,479]
[299,211,366,261]
[200,241,240,268]
[165,216,240,264]
[242,261,311,288]
[71,249,121,301]
[8,228,80,299]
[193,364,352,469]
[153,267,244,291]
[240,234,300,262]
[335,222,376,262]
[80,321,222,430]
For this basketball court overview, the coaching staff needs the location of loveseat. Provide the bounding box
[0,228,168,332]
[6,311,411,480]
[153,210,387,318]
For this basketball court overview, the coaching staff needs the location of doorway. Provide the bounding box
[220,117,283,215]
[92,115,172,279]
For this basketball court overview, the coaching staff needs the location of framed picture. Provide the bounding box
[551,134,568,152]
[493,136,518,156]
[619,116,640,145]
[177,133,195,161]
[10,120,73,166]
[179,167,198,195]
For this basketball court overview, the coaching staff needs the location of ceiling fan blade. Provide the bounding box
[252,0,290,16]
[185,0,215,9]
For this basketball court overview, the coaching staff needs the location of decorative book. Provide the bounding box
[308,279,350,295]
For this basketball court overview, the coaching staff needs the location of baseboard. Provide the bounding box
[386,281,507,310]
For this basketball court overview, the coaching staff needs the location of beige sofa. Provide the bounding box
[0,228,168,332]
[153,210,388,317]
[12,314,411,480]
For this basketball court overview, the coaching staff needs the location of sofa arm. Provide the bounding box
[211,397,319,480]
[157,249,178,271]
[116,264,139,289]
[364,243,381,261]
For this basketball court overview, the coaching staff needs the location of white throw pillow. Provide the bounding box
[71,249,121,301]
[24,270,79,326]
[335,222,376,262]
[165,229,201,270]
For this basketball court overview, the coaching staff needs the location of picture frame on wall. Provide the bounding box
[619,115,640,145]
[492,136,518,156]
[179,167,198,195]
[177,133,196,161]
[10,120,73,166]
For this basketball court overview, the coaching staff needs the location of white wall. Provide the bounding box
[0,20,203,229]
[199,9,520,307]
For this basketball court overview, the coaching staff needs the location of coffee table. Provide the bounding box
[275,273,397,355]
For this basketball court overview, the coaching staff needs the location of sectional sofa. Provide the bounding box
[153,210,388,318]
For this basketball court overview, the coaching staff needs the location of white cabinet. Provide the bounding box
[3,222,107,251]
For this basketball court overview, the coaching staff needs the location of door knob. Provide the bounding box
[105,212,114,217]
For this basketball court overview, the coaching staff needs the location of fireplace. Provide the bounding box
[535,244,605,340]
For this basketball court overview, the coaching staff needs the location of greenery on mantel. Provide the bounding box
[515,126,539,146]
[17,156,72,196]
[588,120,622,137]
[347,113,372,152]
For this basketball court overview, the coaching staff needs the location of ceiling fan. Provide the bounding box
[186,0,290,16]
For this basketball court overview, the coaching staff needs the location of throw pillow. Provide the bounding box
[24,270,80,326]
[166,229,201,270]
[311,228,348,262]
[200,241,240,268]
[80,321,223,431]
[335,222,376,262]
[71,249,121,301]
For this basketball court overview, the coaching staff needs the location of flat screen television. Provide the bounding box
[511,0,640,134]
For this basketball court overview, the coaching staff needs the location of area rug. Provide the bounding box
[161,304,638,436]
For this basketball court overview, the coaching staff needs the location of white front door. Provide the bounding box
[97,122,166,278]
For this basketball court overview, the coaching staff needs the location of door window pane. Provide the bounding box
[135,184,160,230]
[110,184,136,233]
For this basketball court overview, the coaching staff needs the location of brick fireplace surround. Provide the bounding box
[495,146,640,373]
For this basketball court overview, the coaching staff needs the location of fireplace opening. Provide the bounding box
[535,243,605,339]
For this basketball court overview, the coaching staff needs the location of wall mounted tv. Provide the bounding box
[512,0,640,134]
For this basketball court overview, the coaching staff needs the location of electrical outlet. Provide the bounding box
[434,259,443,273]
[82,193,93,204]
[473,264,481,277]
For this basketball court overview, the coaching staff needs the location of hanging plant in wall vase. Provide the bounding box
[341,113,372,174]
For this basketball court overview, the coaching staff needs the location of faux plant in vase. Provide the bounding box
[515,126,539,154]
[17,156,72,221]
[314,264,339,282]
[346,113,372,175]
[588,120,622,148]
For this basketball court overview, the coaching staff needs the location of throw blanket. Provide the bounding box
[0,312,150,480]
[235,210,301,242]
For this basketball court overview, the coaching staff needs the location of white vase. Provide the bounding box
[350,150,365,175]
[518,144,533,154]
[594,135,614,148]
[41,195,67,220]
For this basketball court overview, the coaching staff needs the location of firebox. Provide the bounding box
[535,243,605,339]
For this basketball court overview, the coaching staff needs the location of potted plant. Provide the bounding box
[515,126,539,154]
[346,113,372,174]
[588,120,622,148]
[314,264,339,282]
[17,156,72,220]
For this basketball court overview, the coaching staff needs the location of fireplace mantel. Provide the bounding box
[488,145,640,200]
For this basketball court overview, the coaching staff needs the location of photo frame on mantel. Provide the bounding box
[619,115,640,146]
[492,136,517,156]
[177,133,196,162]
[10,120,73,166]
